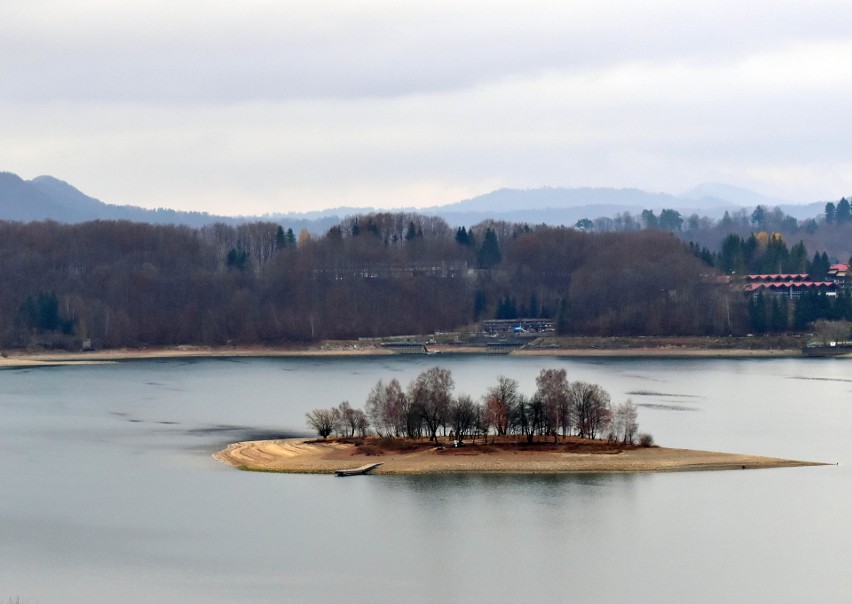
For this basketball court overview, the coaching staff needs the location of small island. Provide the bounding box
[213,436,825,474]
[215,365,827,475]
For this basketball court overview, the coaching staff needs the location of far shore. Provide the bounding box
[2,338,840,368]
[213,437,827,475]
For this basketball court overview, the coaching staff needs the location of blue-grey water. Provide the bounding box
[1,356,850,603]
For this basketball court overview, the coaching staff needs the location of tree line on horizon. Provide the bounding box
[0,211,848,350]
[305,367,648,446]
[578,199,852,268]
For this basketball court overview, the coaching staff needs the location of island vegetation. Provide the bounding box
[305,367,649,447]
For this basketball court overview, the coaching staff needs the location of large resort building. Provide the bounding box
[744,263,849,300]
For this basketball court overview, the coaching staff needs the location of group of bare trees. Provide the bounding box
[305,401,369,439]
[0,212,749,351]
[307,367,644,445]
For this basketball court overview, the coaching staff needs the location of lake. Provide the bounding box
[1,355,850,603]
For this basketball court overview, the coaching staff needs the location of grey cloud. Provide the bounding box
[2,1,852,103]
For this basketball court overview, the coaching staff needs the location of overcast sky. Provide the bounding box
[2,1,852,215]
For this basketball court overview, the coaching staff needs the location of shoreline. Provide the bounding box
[1,341,836,368]
[213,438,827,475]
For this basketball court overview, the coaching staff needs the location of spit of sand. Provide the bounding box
[214,438,827,475]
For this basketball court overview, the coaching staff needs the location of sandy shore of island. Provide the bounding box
[213,438,826,474]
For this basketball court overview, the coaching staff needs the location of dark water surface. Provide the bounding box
[1,356,850,602]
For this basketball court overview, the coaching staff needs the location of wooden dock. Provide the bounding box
[334,462,383,477]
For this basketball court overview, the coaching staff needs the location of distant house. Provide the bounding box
[827,263,849,289]
[482,318,553,334]
[744,273,837,300]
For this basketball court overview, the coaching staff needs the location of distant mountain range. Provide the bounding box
[0,172,340,233]
[0,171,829,232]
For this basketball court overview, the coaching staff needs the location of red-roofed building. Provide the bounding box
[744,273,837,299]
[745,274,810,283]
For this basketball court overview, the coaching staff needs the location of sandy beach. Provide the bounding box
[213,438,825,474]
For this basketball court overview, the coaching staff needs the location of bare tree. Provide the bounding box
[609,399,639,444]
[513,394,531,440]
[353,409,369,438]
[401,392,422,439]
[483,376,519,436]
[384,379,408,437]
[471,401,487,444]
[535,368,570,440]
[449,394,479,443]
[528,393,550,443]
[333,401,358,437]
[305,408,335,438]
[366,378,407,437]
[365,380,390,437]
[409,367,454,442]
[568,381,612,439]
[812,319,852,345]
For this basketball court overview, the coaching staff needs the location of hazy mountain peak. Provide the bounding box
[681,182,790,206]
[0,171,26,186]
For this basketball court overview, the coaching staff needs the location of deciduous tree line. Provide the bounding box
[307,367,645,445]
[0,215,745,349]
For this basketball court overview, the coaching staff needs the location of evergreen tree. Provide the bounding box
[834,291,852,321]
[809,252,830,280]
[529,293,539,318]
[751,205,767,230]
[473,290,487,320]
[658,209,683,231]
[760,235,789,274]
[769,297,788,332]
[574,218,594,231]
[836,197,851,224]
[455,226,470,246]
[555,297,570,335]
[788,241,808,273]
[365,220,380,238]
[641,209,658,229]
[477,228,502,269]
[405,221,418,241]
[226,246,248,270]
[825,201,836,224]
[749,292,767,333]
[793,291,815,330]
[719,234,745,274]
[19,292,64,332]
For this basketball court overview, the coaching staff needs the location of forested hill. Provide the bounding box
[1,216,743,350]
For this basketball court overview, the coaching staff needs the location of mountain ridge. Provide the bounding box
[0,171,829,231]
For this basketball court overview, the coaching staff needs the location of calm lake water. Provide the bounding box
[1,355,850,603]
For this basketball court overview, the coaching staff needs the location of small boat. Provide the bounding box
[334,462,383,477]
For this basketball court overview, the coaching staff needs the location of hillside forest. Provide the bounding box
[2,201,852,350]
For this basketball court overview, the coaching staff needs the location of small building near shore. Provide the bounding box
[827,263,849,289]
